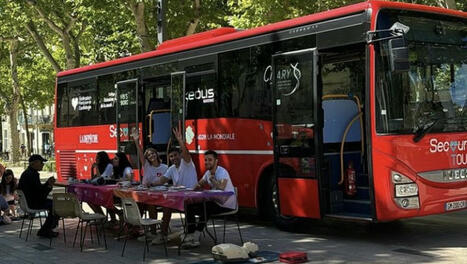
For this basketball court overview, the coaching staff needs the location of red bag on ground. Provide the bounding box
[279,251,308,263]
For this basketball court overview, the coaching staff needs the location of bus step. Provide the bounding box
[325,213,372,221]
[354,186,370,200]
[343,199,371,215]
[356,173,369,186]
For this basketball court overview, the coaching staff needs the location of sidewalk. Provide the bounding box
[1,167,252,263]
[0,210,248,264]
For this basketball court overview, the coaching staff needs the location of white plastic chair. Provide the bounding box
[120,198,167,260]
[70,194,107,252]
[49,193,79,247]
[17,190,48,241]
[211,187,243,244]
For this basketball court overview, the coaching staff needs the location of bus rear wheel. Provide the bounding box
[264,175,301,231]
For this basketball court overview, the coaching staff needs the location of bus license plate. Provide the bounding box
[445,200,467,211]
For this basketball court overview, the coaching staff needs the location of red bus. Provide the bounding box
[54,1,467,228]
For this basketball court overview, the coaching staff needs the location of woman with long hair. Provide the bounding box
[0,169,18,218]
[112,152,133,181]
[132,131,168,187]
[91,151,113,179]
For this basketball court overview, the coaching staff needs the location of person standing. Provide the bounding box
[18,154,59,238]
[20,144,26,157]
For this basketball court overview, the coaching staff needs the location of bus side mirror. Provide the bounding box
[388,38,409,72]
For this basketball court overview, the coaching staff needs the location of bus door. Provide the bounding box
[272,48,322,219]
[115,79,141,173]
[170,72,186,142]
[143,77,171,162]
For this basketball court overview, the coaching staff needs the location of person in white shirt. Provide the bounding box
[183,150,236,247]
[151,125,198,244]
[133,131,168,220]
[132,131,168,187]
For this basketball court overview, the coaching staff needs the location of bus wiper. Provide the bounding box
[412,117,442,143]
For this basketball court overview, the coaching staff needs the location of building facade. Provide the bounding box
[1,105,54,159]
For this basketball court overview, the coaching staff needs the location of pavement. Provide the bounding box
[1,166,466,263]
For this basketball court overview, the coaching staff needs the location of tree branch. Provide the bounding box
[25,21,62,73]
[26,0,64,35]
[186,0,201,36]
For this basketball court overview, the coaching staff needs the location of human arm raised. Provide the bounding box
[173,124,191,163]
[131,128,145,168]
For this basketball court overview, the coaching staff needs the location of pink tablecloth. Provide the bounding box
[113,189,233,212]
[68,183,118,209]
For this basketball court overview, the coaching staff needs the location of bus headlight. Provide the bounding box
[391,171,420,209]
[395,183,418,197]
[391,171,413,184]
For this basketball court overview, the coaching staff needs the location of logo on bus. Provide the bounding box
[79,134,98,144]
[186,88,214,103]
[430,138,467,166]
[109,125,129,139]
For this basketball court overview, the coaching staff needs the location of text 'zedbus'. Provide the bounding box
[54,1,467,229]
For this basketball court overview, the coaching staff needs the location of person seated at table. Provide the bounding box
[18,154,59,238]
[0,169,18,218]
[132,131,168,221]
[88,151,114,216]
[183,150,237,247]
[150,125,197,244]
[91,151,113,180]
[132,131,168,187]
[103,152,134,224]
[0,195,12,225]
[152,126,197,188]
[112,152,134,182]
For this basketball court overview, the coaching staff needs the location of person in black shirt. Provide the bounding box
[18,154,59,238]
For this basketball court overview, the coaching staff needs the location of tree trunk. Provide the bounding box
[444,0,457,9]
[62,33,77,70]
[8,40,21,163]
[130,1,153,52]
[186,0,201,36]
[19,95,32,156]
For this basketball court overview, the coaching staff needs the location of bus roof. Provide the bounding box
[57,0,465,78]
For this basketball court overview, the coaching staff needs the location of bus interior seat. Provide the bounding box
[323,99,363,188]
[147,98,171,145]
[151,112,171,145]
[323,99,370,216]
[323,99,361,145]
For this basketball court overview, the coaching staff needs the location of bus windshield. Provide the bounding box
[376,12,467,134]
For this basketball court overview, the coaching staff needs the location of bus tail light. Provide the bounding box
[391,171,420,209]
